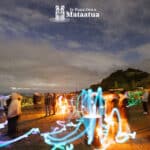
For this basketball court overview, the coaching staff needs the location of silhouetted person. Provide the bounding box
[51,93,56,115]
[3,96,11,116]
[7,93,22,138]
[142,90,149,115]
[44,93,52,116]
[118,92,130,133]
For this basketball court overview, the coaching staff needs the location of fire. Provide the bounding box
[56,95,69,114]
[96,126,103,137]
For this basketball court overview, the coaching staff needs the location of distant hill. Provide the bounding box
[90,68,150,91]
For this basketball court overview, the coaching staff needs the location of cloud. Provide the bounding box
[67,41,81,49]
[0,37,149,93]
[0,0,149,52]
[0,38,128,92]
[111,42,150,74]
[123,43,150,73]
[0,0,149,92]
[79,0,150,46]
[120,43,150,60]
[135,44,150,59]
[0,1,49,37]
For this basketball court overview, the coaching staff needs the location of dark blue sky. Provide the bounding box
[0,0,149,92]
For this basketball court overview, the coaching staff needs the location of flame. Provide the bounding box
[56,96,70,114]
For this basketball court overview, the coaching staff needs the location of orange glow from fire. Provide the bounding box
[56,96,70,115]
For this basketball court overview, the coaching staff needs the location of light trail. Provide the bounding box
[41,87,136,149]
[0,120,7,129]
[0,128,40,147]
[0,87,136,150]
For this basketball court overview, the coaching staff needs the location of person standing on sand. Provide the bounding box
[44,93,52,116]
[7,93,22,138]
[51,93,56,115]
[142,89,149,115]
[118,91,130,133]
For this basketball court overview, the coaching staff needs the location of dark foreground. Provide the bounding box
[0,104,150,150]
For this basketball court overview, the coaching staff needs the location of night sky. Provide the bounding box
[0,0,150,92]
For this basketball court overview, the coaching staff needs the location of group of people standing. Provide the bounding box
[0,89,149,140]
[44,93,56,116]
[1,92,57,138]
[2,92,56,138]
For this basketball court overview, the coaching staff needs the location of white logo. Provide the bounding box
[50,5,69,22]
[50,5,101,22]
[55,5,65,22]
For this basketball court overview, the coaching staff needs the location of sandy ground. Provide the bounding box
[0,104,150,150]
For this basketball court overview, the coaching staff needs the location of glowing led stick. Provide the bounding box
[0,128,40,147]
